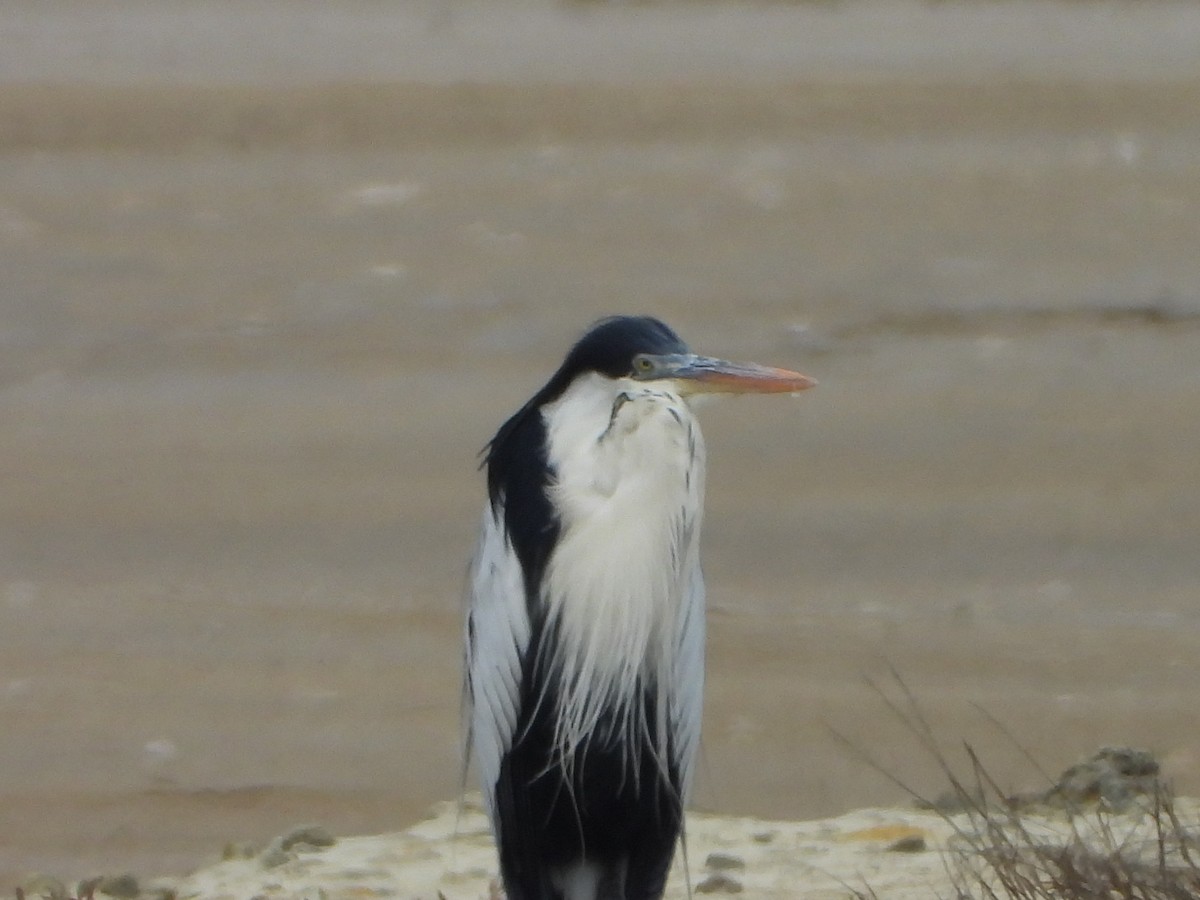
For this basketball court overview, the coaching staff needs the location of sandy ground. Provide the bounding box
[2,0,1200,888]
[146,789,1200,900]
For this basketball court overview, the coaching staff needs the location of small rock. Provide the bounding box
[703,852,745,871]
[95,874,139,899]
[886,835,926,853]
[1040,747,1161,812]
[222,841,259,860]
[695,872,743,894]
[260,824,336,869]
[259,846,291,870]
[277,824,336,851]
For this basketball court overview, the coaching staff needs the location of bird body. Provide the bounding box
[465,317,813,900]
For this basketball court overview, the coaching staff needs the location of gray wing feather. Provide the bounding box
[465,507,530,819]
[671,559,705,801]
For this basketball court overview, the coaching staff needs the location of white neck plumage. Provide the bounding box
[538,372,707,771]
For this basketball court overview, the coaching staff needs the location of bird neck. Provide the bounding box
[537,373,707,763]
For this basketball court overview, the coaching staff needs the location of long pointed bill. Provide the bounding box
[651,353,817,395]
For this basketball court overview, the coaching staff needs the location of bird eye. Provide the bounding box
[633,355,655,376]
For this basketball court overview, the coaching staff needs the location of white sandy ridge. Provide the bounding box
[153,789,1200,900]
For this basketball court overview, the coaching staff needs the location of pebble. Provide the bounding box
[703,852,745,871]
[261,824,337,868]
[277,824,336,851]
[222,841,260,860]
[259,846,291,870]
[695,872,743,894]
[98,874,140,898]
[1041,746,1161,812]
[885,835,927,853]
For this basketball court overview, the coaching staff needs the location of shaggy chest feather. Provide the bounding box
[537,375,706,757]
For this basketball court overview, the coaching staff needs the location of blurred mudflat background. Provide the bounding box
[2,0,1199,887]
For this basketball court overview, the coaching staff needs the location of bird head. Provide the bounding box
[555,315,816,400]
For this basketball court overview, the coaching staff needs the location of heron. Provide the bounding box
[465,315,815,900]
